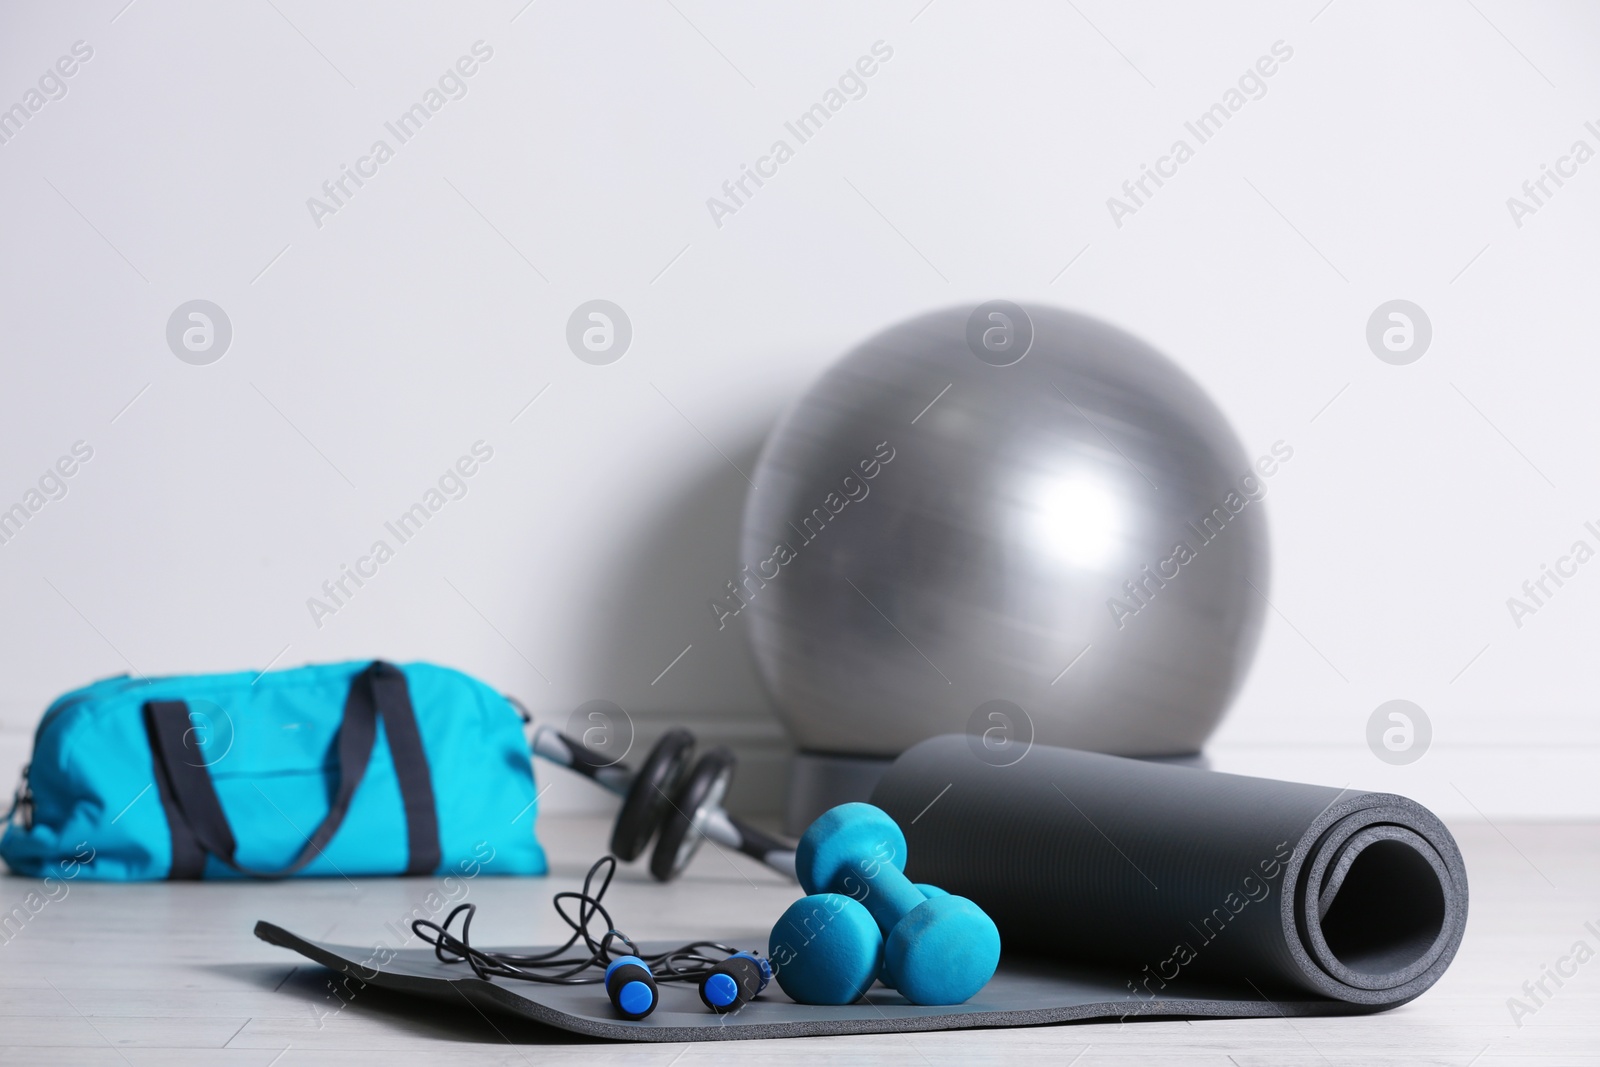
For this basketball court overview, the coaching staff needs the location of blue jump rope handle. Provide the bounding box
[604,955,658,1019]
[699,952,772,1013]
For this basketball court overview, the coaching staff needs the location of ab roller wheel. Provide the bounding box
[610,729,695,863]
[650,745,736,883]
[531,719,796,882]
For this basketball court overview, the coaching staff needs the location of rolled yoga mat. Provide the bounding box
[870,736,1467,1010]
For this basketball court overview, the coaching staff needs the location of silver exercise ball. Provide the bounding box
[740,304,1269,761]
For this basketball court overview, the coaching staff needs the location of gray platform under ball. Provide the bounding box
[255,921,1377,1042]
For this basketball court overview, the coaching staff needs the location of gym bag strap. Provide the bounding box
[142,660,442,879]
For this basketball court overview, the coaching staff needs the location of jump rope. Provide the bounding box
[409,854,771,1018]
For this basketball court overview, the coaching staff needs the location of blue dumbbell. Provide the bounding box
[879,883,947,989]
[796,803,999,1005]
[768,892,882,1005]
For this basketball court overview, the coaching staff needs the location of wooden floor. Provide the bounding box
[1,815,1596,1065]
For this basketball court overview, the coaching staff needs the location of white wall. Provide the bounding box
[2,0,1596,819]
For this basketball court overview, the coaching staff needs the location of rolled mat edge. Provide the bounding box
[870,735,1467,1009]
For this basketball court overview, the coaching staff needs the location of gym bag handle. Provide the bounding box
[142,660,441,879]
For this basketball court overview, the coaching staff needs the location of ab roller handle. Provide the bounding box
[529,726,632,796]
[702,807,797,881]
[529,722,798,882]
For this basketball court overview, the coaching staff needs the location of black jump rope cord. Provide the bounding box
[410,855,746,985]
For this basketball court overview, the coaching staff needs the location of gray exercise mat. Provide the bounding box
[256,738,1466,1040]
[254,920,1375,1041]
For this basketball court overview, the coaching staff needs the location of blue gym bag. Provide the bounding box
[0,660,547,881]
